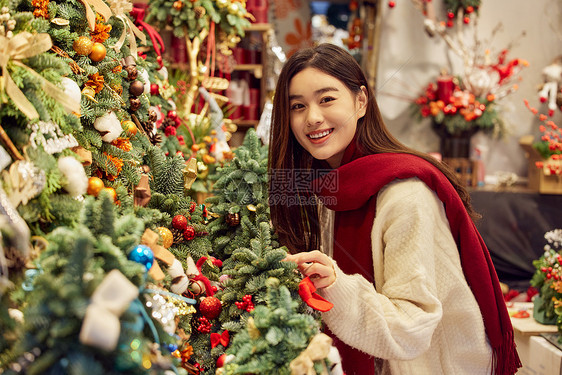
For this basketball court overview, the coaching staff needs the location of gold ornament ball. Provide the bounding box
[89,42,107,62]
[122,120,137,136]
[216,0,228,8]
[173,0,183,10]
[87,176,104,196]
[101,186,117,202]
[228,2,239,14]
[156,227,174,248]
[73,36,94,55]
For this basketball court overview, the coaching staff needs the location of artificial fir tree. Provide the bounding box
[0,191,186,374]
[223,278,331,375]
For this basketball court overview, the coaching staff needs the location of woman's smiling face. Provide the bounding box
[288,67,367,168]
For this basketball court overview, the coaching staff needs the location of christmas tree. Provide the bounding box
[0,192,185,374]
[223,278,333,375]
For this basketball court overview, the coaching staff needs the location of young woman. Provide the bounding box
[268,43,520,375]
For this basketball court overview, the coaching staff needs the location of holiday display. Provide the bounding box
[530,229,562,334]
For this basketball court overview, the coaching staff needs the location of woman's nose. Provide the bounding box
[306,105,323,126]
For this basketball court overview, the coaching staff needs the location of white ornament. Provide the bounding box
[94,111,122,143]
[28,121,78,154]
[60,77,81,113]
[157,66,168,81]
[139,67,151,95]
[57,156,88,197]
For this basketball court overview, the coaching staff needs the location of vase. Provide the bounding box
[533,294,557,325]
[438,131,475,159]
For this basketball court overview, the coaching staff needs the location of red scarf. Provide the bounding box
[313,143,521,375]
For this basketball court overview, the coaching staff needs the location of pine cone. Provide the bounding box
[124,65,138,80]
[148,131,162,146]
[130,97,141,111]
[225,213,240,226]
[161,117,176,128]
[171,228,184,244]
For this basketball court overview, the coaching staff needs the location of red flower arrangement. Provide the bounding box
[413,49,528,137]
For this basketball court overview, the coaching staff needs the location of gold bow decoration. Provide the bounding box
[183,157,198,192]
[107,0,146,58]
[78,0,112,31]
[0,32,81,120]
[289,333,333,375]
[141,228,175,281]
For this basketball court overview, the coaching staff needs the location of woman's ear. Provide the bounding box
[356,86,368,119]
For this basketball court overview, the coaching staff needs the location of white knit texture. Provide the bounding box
[319,178,493,374]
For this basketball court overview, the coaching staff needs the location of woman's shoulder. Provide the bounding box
[377,177,442,211]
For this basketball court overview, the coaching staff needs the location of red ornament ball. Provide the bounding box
[463,16,470,24]
[183,225,195,241]
[199,296,222,319]
[150,83,159,95]
[388,1,395,7]
[172,215,188,231]
[167,110,178,120]
[216,353,227,368]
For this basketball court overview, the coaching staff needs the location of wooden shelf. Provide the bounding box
[244,23,272,32]
[232,119,259,127]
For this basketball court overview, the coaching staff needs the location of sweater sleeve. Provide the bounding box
[319,179,448,360]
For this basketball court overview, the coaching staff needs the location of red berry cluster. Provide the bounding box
[235,295,255,312]
[197,317,212,333]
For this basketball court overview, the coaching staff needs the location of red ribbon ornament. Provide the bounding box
[210,330,230,348]
[130,6,165,66]
[298,277,334,312]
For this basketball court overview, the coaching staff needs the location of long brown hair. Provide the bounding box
[268,43,478,254]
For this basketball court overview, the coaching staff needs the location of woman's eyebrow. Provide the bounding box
[289,87,339,101]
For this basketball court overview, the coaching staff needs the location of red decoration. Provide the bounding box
[388,1,396,7]
[150,83,159,95]
[189,201,197,213]
[298,276,334,312]
[131,6,165,68]
[437,74,454,103]
[235,294,255,312]
[197,316,212,333]
[216,353,227,368]
[210,330,230,348]
[172,214,188,231]
[183,225,195,241]
[199,296,222,319]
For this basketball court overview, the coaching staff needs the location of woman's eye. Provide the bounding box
[320,96,335,104]
[290,103,304,110]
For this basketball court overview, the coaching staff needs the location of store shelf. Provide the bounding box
[232,119,259,127]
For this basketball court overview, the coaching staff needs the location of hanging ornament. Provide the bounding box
[172,214,188,231]
[225,212,240,227]
[199,296,222,320]
[156,226,173,248]
[128,244,154,271]
[88,42,107,62]
[129,80,145,96]
[100,186,117,202]
[87,176,105,196]
[28,121,79,154]
[73,36,94,55]
[173,0,183,11]
[183,225,195,241]
[122,120,137,136]
[183,158,198,191]
[59,77,82,114]
[2,161,46,207]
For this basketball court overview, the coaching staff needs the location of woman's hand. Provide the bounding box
[285,250,336,289]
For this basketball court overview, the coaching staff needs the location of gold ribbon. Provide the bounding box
[78,0,112,31]
[289,333,332,375]
[0,32,80,120]
[107,0,146,58]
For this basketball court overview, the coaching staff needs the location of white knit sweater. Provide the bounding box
[318,178,493,375]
